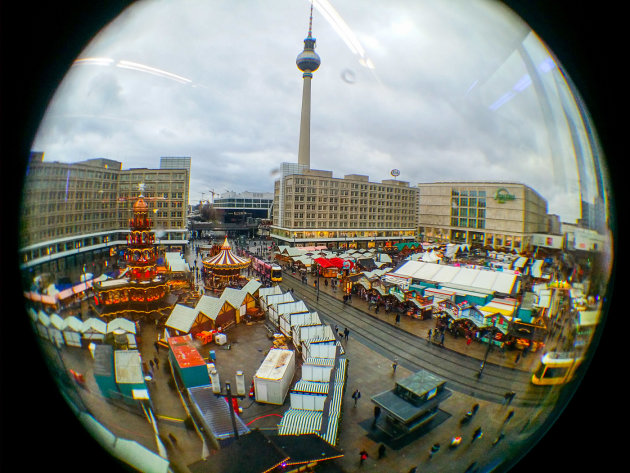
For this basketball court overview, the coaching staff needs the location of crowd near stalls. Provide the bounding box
[272,241,596,357]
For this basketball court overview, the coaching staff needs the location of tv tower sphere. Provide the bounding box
[296,40,320,73]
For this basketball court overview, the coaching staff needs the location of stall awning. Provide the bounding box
[314,258,335,268]
[278,409,323,436]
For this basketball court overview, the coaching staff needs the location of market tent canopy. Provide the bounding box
[314,258,335,268]
[393,261,518,295]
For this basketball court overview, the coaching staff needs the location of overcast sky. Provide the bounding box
[30,0,602,223]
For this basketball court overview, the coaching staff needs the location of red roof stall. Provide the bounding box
[168,335,211,388]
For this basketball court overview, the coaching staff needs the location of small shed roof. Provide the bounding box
[114,350,144,384]
[165,304,199,333]
[107,318,137,334]
[81,318,107,334]
[63,316,84,332]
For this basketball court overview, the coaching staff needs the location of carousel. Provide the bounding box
[202,236,251,292]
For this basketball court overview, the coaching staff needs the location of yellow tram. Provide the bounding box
[531,351,583,386]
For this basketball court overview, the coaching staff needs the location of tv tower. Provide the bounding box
[296,2,321,169]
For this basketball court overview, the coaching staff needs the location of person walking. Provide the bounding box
[344,327,349,341]
[439,331,445,347]
[352,389,361,407]
[372,405,381,428]
[377,443,386,459]
[392,357,398,373]
[429,443,441,458]
[359,449,368,466]
[504,410,514,424]
[472,427,483,443]
[427,328,432,343]
[504,391,516,405]
[395,313,401,326]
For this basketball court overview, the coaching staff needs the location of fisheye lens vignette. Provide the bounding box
[7,1,616,473]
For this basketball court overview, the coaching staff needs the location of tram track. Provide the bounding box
[280,273,552,407]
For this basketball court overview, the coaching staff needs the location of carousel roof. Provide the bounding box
[203,237,250,269]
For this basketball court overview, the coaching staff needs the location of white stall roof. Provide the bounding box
[577,310,600,327]
[165,304,198,333]
[255,349,294,380]
[49,313,65,330]
[81,318,107,334]
[493,272,518,294]
[449,267,479,287]
[107,318,137,334]
[432,265,461,283]
[114,350,144,384]
[393,261,518,294]
[258,286,283,299]
[63,316,84,332]
[241,278,262,295]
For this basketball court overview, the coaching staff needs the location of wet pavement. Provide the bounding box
[28,242,569,473]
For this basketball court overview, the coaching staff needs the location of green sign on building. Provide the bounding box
[494,188,516,203]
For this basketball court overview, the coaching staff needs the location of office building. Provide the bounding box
[417,181,549,251]
[19,153,190,274]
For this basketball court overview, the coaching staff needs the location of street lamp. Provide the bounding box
[212,380,244,440]
[477,316,498,379]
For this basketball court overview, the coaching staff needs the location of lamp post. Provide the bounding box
[477,316,498,379]
[213,381,243,439]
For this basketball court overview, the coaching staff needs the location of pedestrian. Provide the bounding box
[466,336,472,346]
[395,313,401,325]
[429,443,440,458]
[514,352,521,364]
[372,405,381,428]
[344,327,349,341]
[472,427,483,443]
[359,449,368,466]
[377,443,386,459]
[506,391,516,405]
[427,328,432,342]
[375,304,379,314]
[440,331,445,347]
[352,389,361,407]
[492,432,505,446]
[149,359,154,370]
[504,410,514,424]
[392,357,398,373]
[154,357,159,369]
[334,324,338,334]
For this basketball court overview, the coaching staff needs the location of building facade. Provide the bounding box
[212,191,274,221]
[271,164,419,249]
[417,182,549,251]
[19,153,190,274]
